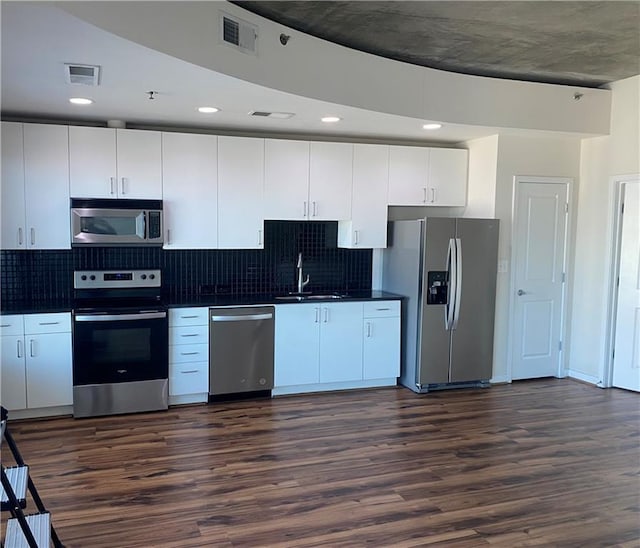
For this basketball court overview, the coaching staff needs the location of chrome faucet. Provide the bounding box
[296,252,310,293]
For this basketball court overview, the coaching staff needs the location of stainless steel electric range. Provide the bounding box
[72,269,168,418]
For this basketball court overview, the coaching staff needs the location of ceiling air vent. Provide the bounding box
[64,64,101,86]
[250,111,295,119]
[220,12,258,54]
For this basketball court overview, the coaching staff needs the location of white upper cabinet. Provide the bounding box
[217,136,265,249]
[388,145,468,206]
[162,132,218,249]
[1,122,27,249]
[388,145,429,205]
[69,126,162,199]
[264,139,310,220]
[427,148,468,206]
[338,143,389,249]
[309,142,353,220]
[1,123,70,250]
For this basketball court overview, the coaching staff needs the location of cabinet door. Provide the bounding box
[427,148,468,206]
[1,336,27,410]
[1,122,26,249]
[25,332,73,408]
[338,144,389,249]
[274,304,320,386]
[69,126,117,198]
[162,132,218,248]
[363,316,400,380]
[319,302,363,383]
[23,124,70,249]
[264,139,310,220]
[309,142,353,220]
[388,145,429,205]
[169,362,208,396]
[217,136,265,249]
[116,129,162,199]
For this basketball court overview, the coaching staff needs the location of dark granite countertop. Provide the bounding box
[1,291,404,315]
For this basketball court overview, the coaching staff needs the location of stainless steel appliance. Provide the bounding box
[71,198,163,246]
[72,269,168,417]
[209,307,274,396]
[382,218,499,392]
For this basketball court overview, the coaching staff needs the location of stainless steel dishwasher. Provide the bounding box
[209,306,275,396]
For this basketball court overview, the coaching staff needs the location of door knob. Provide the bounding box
[517,289,526,296]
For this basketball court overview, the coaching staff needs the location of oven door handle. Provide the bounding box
[75,311,167,322]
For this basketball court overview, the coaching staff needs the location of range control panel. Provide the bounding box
[74,270,161,289]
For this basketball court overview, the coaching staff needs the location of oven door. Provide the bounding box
[73,310,168,385]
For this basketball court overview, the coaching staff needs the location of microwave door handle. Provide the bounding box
[135,211,146,240]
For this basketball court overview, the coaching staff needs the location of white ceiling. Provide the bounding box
[0,2,591,144]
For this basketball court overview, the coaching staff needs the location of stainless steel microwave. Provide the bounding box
[71,198,163,246]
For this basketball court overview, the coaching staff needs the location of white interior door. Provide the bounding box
[512,180,568,380]
[612,182,640,392]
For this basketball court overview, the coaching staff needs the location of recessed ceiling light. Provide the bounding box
[69,97,93,105]
[422,123,442,130]
[198,106,220,114]
[321,116,341,123]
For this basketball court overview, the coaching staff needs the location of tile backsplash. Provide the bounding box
[1,221,372,311]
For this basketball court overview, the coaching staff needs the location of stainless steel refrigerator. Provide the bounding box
[382,218,499,392]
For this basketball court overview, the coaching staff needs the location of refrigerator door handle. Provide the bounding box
[452,237,463,330]
[445,238,456,330]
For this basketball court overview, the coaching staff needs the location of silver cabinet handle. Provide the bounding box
[376,308,391,311]
[430,188,436,203]
[323,307,329,323]
[180,315,199,319]
[17,339,22,358]
[181,370,199,374]
[38,321,60,326]
[314,307,319,323]
[180,351,200,356]
[258,229,263,246]
[121,177,127,195]
[180,333,199,338]
[312,201,318,217]
[18,227,23,246]
[166,229,172,245]
[354,230,359,245]
[517,289,526,296]
[303,201,308,218]
[110,177,116,195]
[29,339,35,358]
[30,228,35,246]
[366,321,371,338]
[0,324,10,328]
[422,187,427,203]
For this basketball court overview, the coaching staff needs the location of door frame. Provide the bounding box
[507,176,573,382]
[601,174,640,388]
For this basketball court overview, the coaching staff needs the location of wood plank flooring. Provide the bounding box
[2,379,639,547]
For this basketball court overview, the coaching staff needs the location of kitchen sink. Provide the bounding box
[275,293,345,301]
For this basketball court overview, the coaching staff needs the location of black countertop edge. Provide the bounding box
[1,291,405,315]
[167,290,405,308]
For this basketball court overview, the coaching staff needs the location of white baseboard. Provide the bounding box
[169,393,208,406]
[565,369,600,386]
[7,405,73,421]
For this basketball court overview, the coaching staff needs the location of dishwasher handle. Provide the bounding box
[211,313,273,322]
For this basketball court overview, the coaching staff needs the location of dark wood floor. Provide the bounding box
[2,379,639,547]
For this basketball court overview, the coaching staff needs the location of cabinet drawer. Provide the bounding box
[170,343,208,363]
[1,315,23,336]
[169,325,208,345]
[169,307,208,327]
[169,362,208,396]
[24,313,71,334]
[363,301,400,318]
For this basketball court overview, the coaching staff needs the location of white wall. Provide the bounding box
[464,135,499,218]
[569,75,640,383]
[491,134,582,383]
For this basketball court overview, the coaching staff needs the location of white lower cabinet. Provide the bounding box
[363,301,401,380]
[0,313,72,412]
[168,308,209,403]
[274,300,400,394]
